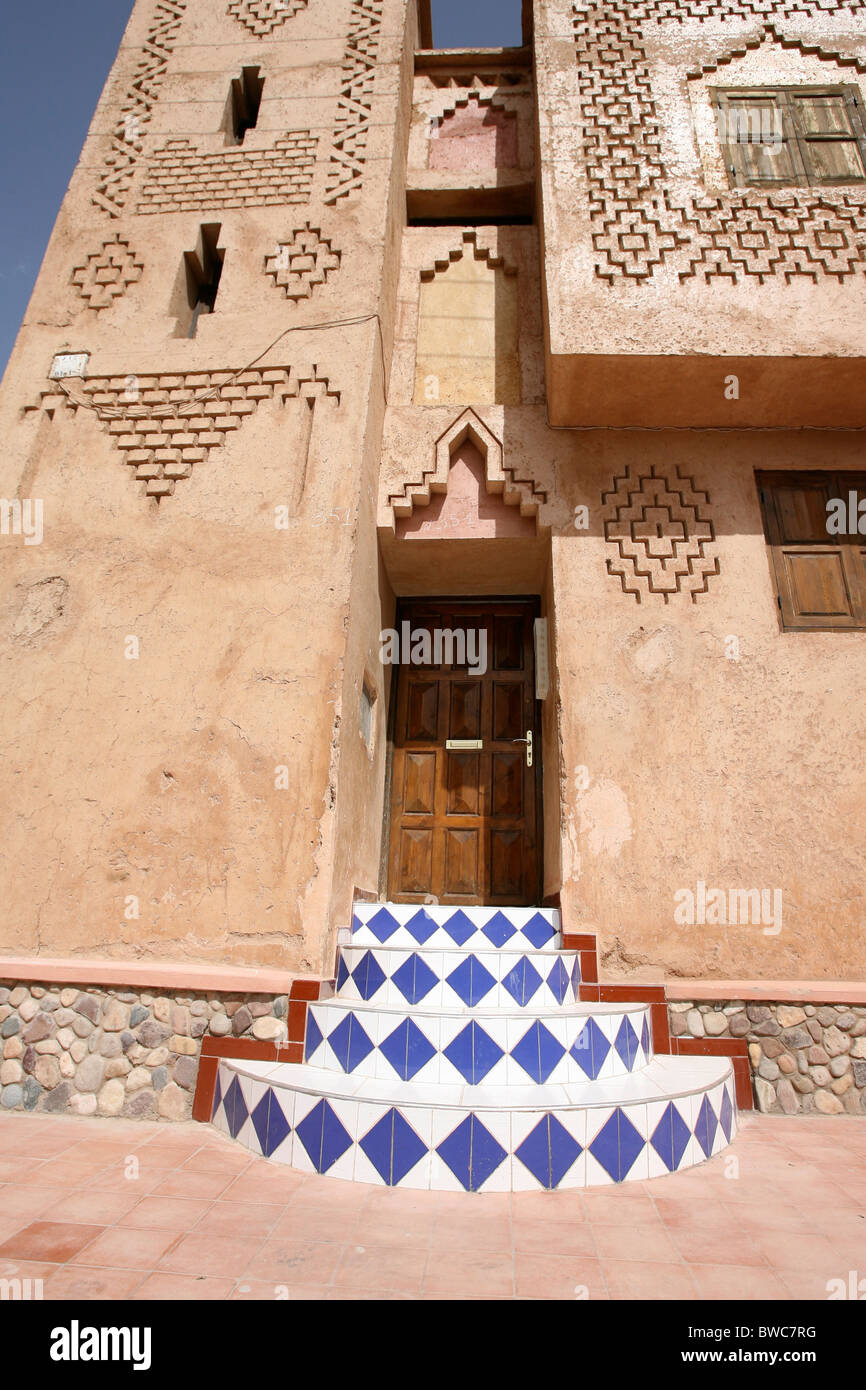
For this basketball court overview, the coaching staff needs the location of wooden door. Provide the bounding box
[387,599,541,906]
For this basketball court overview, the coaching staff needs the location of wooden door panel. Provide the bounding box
[388,600,540,905]
[403,752,436,816]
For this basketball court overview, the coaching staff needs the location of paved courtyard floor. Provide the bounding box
[0,1110,863,1300]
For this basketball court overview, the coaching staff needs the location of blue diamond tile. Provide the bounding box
[360,1108,428,1186]
[695,1094,718,1158]
[351,950,387,1001]
[641,1014,650,1057]
[515,1114,582,1189]
[442,1021,504,1084]
[295,1099,353,1174]
[615,1016,640,1072]
[720,1087,734,1143]
[392,952,438,1005]
[405,909,437,944]
[522,912,556,948]
[589,1108,645,1182]
[482,911,517,946]
[224,1075,249,1140]
[650,1102,691,1173]
[211,1069,223,1120]
[570,955,582,999]
[546,957,570,1005]
[336,954,351,993]
[511,1021,566,1084]
[446,955,496,1007]
[436,1114,507,1192]
[379,1018,436,1082]
[366,907,400,942]
[327,1012,375,1073]
[251,1089,291,1158]
[442,909,476,946]
[570,1017,611,1080]
[502,956,544,1007]
[304,1009,325,1062]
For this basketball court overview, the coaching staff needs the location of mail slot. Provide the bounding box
[446,739,482,751]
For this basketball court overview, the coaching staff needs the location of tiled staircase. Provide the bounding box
[209,904,738,1191]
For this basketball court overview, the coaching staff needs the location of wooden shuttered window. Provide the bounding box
[714,85,866,188]
[757,471,866,631]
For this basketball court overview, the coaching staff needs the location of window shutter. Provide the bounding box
[757,471,866,630]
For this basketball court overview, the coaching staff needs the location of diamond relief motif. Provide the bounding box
[227,0,307,36]
[265,224,342,303]
[71,236,144,310]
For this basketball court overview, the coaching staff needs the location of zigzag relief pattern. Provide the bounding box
[325,0,384,203]
[602,465,720,603]
[93,0,187,217]
[227,0,307,36]
[572,2,866,285]
[26,367,339,503]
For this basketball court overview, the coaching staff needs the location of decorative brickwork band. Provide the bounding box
[602,464,720,603]
[93,0,187,217]
[572,3,866,285]
[227,0,308,36]
[137,133,317,214]
[325,0,384,203]
[71,236,144,311]
[264,224,342,301]
[26,367,340,502]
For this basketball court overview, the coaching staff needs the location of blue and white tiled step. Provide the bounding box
[335,945,581,1009]
[305,1002,653,1084]
[350,904,561,952]
[211,902,738,1189]
[211,1055,737,1190]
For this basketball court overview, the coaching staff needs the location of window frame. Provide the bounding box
[756,470,866,632]
[713,84,866,189]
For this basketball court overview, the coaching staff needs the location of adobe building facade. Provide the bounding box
[1,0,865,1130]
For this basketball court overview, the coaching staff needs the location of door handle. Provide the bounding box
[512,731,533,768]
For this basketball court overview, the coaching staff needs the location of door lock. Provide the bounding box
[512,731,533,768]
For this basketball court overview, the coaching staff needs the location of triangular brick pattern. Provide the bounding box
[137,133,317,215]
[26,366,339,501]
[227,0,307,36]
[71,236,144,311]
[93,0,187,218]
[325,0,384,203]
[264,224,342,302]
[602,464,720,603]
[211,903,738,1190]
[573,5,866,285]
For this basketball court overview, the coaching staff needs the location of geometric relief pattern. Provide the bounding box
[602,464,720,603]
[93,0,187,217]
[227,0,307,35]
[71,236,144,310]
[137,133,317,215]
[573,3,866,285]
[25,365,339,502]
[325,0,384,203]
[264,224,342,302]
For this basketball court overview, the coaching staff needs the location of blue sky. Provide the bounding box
[0,0,522,375]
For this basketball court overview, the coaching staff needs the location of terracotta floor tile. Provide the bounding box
[511,1189,586,1222]
[191,1200,284,1241]
[40,1188,143,1226]
[688,1263,793,1301]
[116,1195,214,1232]
[514,1252,607,1300]
[754,1230,846,1274]
[431,1211,512,1252]
[72,1225,181,1270]
[85,1169,166,1196]
[511,1218,598,1258]
[220,1171,308,1204]
[133,1141,206,1167]
[353,1210,436,1248]
[151,1170,236,1201]
[131,1272,236,1300]
[670,1227,767,1267]
[590,1222,681,1264]
[423,1249,514,1298]
[0,1185,78,1222]
[159,1230,264,1278]
[603,1258,699,1300]
[333,1241,428,1293]
[270,1204,356,1243]
[245,1236,344,1286]
[229,1279,327,1300]
[579,1190,655,1225]
[43,1266,146,1301]
[0,1257,61,1283]
[18,1160,109,1187]
[0,1221,103,1263]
